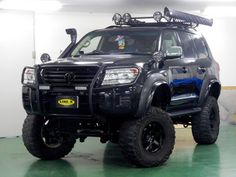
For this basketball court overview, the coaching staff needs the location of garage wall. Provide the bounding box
[0,10,34,137]
[199,17,236,86]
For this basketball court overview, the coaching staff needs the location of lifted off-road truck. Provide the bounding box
[21,7,220,167]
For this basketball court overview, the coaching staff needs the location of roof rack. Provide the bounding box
[112,7,213,28]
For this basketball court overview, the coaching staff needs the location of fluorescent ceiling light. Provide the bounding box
[204,6,236,17]
[0,0,62,12]
[182,0,235,1]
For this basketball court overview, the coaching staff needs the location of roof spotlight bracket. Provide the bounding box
[112,7,213,28]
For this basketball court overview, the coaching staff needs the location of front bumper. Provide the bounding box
[22,84,142,118]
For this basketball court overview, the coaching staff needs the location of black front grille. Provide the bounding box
[41,66,99,85]
[38,66,99,115]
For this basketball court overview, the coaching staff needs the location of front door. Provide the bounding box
[161,30,200,109]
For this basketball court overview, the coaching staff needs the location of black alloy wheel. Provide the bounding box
[142,122,164,153]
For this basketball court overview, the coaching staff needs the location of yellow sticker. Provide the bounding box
[58,99,75,106]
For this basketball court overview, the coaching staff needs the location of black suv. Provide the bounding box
[21,8,221,167]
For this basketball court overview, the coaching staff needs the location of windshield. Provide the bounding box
[71,29,160,57]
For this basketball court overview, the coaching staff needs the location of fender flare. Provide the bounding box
[198,78,221,106]
[135,73,171,118]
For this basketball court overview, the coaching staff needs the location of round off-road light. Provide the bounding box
[123,13,132,23]
[153,11,162,22]
[112,13,122,25]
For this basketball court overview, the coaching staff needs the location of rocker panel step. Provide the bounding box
[168,107,202,117]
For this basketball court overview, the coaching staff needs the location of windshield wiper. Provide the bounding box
[85,50,109,55]
[119,52,152,55]
[72,50,108,57]
[73,51,151,57]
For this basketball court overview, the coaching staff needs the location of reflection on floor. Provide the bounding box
[0,125,236,177]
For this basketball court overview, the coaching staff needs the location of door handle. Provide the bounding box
[198,66,206,72]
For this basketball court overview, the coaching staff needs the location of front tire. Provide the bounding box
[22,115,76,160]
[119,107,175,167]
[192,96,220,145]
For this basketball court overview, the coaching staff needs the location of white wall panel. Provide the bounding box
[0,11,34,137]
[199,17,236,86]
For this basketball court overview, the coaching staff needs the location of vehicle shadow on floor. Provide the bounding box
[103,142,132,167]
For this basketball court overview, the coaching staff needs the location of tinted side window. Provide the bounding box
[161,31,179,52]
[178,31,196,58]
[193,35,208,58]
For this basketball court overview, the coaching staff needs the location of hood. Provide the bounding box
[41,54,153,68]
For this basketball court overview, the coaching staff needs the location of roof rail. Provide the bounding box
[106,25,123,29]
[111,7,213,28]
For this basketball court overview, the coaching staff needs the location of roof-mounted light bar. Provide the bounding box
[112,7,213,27]
[112,11,163,25]
[164,7,213,26]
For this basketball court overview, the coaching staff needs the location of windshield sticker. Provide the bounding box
[115,35,125,49]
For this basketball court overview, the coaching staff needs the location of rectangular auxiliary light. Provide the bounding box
[39,85,50,90]
[75,86,87,91]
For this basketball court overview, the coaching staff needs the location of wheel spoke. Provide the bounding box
[142,122,164,153]
[153,140,160,146]
[145,142,153,151]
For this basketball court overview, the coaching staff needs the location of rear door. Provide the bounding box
[192,34,212,104]
[192,34,211,81]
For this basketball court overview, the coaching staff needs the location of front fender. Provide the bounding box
[135,73,169,118]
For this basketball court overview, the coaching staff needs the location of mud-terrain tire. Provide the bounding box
[22,115,76,160]
[192,96,220,145]
[119,107,175,167]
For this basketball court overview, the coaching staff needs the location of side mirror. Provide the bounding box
[40,53,51,63]
[66,28,77,44]
[165,46,182,59]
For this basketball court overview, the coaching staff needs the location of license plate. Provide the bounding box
[56,96,79,108]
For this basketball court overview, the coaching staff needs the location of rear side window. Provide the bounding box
[178,31,196,58]
[193,35,209,58]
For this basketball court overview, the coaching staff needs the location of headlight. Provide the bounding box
[22,67,35,84]
[101,68,139,86]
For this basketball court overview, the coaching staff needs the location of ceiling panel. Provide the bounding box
[57,0,236,13]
